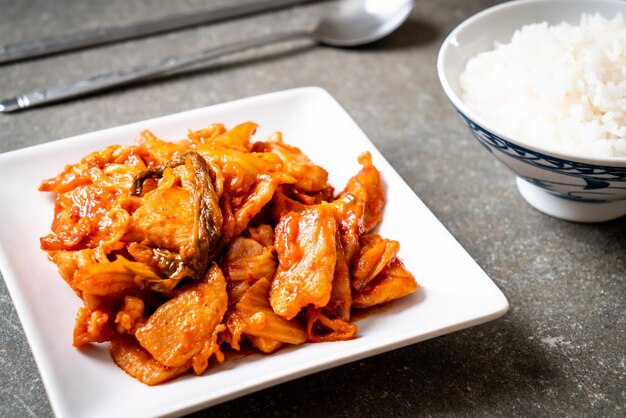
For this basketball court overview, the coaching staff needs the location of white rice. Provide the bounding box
[459,13,626,158]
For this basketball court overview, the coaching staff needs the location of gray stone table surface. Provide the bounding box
[0,0,624,417]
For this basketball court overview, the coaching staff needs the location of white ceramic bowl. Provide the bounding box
[437,0,626,223]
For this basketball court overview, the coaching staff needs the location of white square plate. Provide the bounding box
[0,87,508,418]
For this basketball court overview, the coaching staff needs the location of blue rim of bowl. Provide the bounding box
[456,108,626,180]
[436,0,626,167]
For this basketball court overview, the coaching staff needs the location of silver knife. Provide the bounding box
[0,0,321,64]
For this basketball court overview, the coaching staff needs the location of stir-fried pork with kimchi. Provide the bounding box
[39,123,418,385]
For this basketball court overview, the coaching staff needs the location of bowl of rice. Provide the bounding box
[437,0,626,222]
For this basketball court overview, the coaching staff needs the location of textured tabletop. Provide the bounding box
[0,1,624,417]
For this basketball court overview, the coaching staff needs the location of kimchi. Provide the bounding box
[39,122,418,385]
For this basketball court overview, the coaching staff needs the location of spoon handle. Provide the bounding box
[0,31,311,113]
[0,0,320,64]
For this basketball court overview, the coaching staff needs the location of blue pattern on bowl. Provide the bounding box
[457,110,626,203]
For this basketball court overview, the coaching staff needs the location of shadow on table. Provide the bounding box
[190,318,559,417]
[596,217,626,278]
[545,215,626,277]
[352,17,440,51]
[580,215,626,242]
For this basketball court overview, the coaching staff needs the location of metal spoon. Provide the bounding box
[0,0,414,113]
